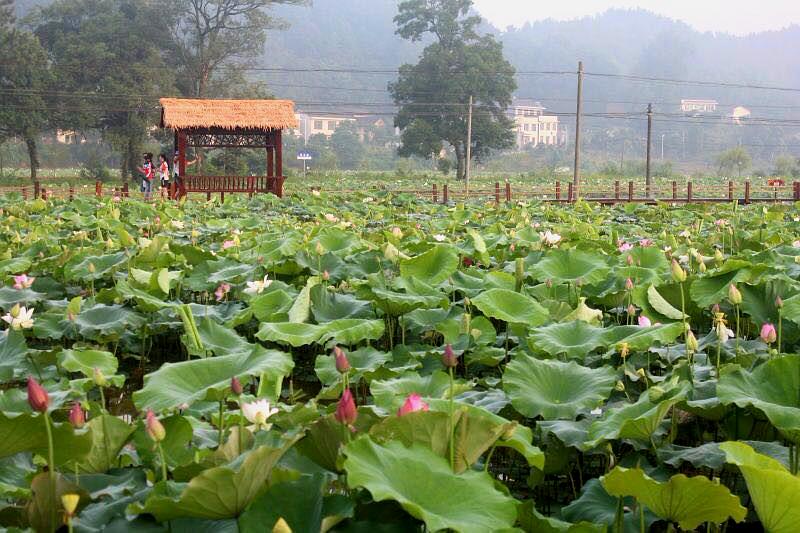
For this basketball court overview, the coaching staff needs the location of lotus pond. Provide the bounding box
[1,192,800,532]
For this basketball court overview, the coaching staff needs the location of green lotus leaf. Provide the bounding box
[0,329,27,381]
[370,371,471,412]
[114,279,174,312]
[320,319,385,345]
[0,286,46,308]
[646,285,686,320]
[65,251,128,281]
[133,346,293,411]
[310,285,372,322]
[370,285,445,314]
[315,346,392,386]
[517,500,605,533]
[399,244,459,285]
[503,355,616,420]
[563,297,603,325]
[0,257,32,274]
[562,479,657,533]
[249,288,294,322]
[718,355,800,442]
[238,473,353,533]
[472,288,549,327]
[720,441,800,533]
[255,322,326,347]
[531,249,610,285]
[586,383,688,448]
[528,321,606,359]
[289,276,319,323]
[602,322,685,353]
[0,413,92,466]
[57,348,118,378]
[601,466,746,530]
[689,263,751,308]
[74,304,145,339]
[133,434,302,521]
[343,437,517,533]
[77,414,135,473]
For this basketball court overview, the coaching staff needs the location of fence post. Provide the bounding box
[34,180,40,199]
[614,180,620,200]
[744,181,751,204]
[672,181,677,200]
[220,191,225,203]
[687,181,693,202]
[432,184,438,203]
[567,182,574,202]
[41,187,47,201]
[794,181,800,201]
[69,186,74,201]
[555,181,561,201]
[494,181,501,204]
[122,182,128,198]
[22,186,28,200]
[443,183,449,204]
[505,180,511,203]
[628,181,634,201]
[95,181,102,198]
[728,181,734,202]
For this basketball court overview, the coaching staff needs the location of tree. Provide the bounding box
[0,0,14,30]
[716,147,751,178]
[329,123,365,170]
[33,0,174,182]
[390,0,516,180]
[0,25,51,180]
[773,156,799,178]
[154,0,307,97]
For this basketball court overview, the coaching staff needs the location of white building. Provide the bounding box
[680,99,718,114]
[293,113,356,143]
[508,100,563,149]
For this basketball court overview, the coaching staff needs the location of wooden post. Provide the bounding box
[275,130,283,180]
[432,183,438,203]
[672,181,677,200]
[645,103,653,198]
[573,61,584,198]
[744,181,751,204]
[220,191,225,203]
[248,176,255,198]
[69,186,74,201]
[34,180,40,199]
[494,181,501,204]
[614,180,620,200]
[41,187,47,201]
[207,192,211,202]
[505,180,511,203]
[628,181,634,201]
[687,181,693,202]
[177,130,187,199]
[555,181,561,201]
[443,183,449,204]
[266,134,274,178]
[728,181,734,202]
[794,181,800,201]
[567,182,574,202]
[122,182,129,198]
[95,181,102,198]
[22,186,28,200]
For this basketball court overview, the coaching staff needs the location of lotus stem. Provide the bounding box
[484,443,497,473]
[640,499,645,533]
[679,282,687,340]
[157,441,168,482]
[43,412,57,530]
[716,340,722,376]
[777,308,782,354]
[99,386,106,412]
[734,305,740,360]
[238,403,245,455]
[218,398,225,447]
[448,366,455,472]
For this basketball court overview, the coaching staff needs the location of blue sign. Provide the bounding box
[297,151,313,161]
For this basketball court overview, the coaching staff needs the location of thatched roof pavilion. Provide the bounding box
[160,98,297,198]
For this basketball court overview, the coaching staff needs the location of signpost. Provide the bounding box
[297,150,312,178]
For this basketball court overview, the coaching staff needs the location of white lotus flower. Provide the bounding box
[793,240,800,248]
[433,234,446,242]
[590,407,603,416]
[539,230,562,247]
[324,213,339,223]
[244,275,273,296]
[242,399,279,431]
[2,304,34,330]
[171,220,185,229]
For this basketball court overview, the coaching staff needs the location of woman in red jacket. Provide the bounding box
[139,153,154,200]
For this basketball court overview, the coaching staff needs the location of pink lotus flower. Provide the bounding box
[222,240,236,250]
[145,409,166,442]
[214,283,231,302]
[335,389,357,426]
[69,402,85,428]
[27,376,49,413]
[760,323,777,344]
[334,346,350,373]
[13,274,35,290]
[397,393,429,416]
[638,239,653,247]
[638,315,652,327]
[618,242,633,252]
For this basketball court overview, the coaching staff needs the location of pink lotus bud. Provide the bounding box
[626,304,636,316]
[231,376,243,396]
[322,270,330,281]
[776,295,783,309]
[442,344,458,368]
[398,393,429,417]
[68,402,85,428]
[711,303,720,314]
[334,346,350,373]
[145,409,166,442]
[638,315,652,327]
[27,376,49,413]
[760,323,777,344]
[334,389,357,426]
[626,254,634,266]
[625,278,634,291]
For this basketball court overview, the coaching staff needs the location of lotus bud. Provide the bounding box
[626,304,636,317]
[61,494,80,517]
[461,313,471,335]
[686,330,699,352]
[88,262,96,274]
[625,278,634,291]
[334,346,350,374]
[322,270,330,281]
[27,376,49,413]
[9,303,20,318]
[728,284,742,305]
[442,344,458,368]
[670,259,687,283]
[711,303,720,314]
[575,277,583,288]
[334,389,357,426]
[145,409,166,442]
[714,249,724,265]
[636,368,647,379]
[315,242,325,256]
[626,254,634,266]
[69,402,85,428]
[776,295,783,309]
[760,323,777,344]
[698,261,706,273]
[615,380,625,392]
[93,367,107,387]
[501,421,518,440]
[231,376,243,396]
[545,279,553,289]
[391,227,403,239]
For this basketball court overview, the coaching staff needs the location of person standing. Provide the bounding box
[139,153,154,200]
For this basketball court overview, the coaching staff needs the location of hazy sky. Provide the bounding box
[472,0,800,35]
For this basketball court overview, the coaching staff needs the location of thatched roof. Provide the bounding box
[160,98,298,131]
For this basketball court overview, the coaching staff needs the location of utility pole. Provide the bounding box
[572,61,583,200]
[661,133,666,160]
[645,103,653,198]
[465,95,473,194]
